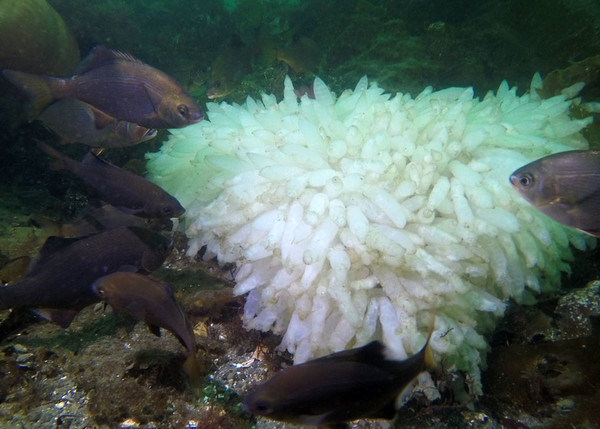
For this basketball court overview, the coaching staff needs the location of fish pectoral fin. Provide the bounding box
[114,206,145,216]
[147,323,162,337]
[299,411,334,426]
[142,83,164,113]
[31,308,79,328]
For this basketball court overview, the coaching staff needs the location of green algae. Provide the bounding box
[17,312,135,354]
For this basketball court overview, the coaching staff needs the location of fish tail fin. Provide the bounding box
[423,313,436,370]
[2,70,59,118]
[183,351,203,397]
[29,215,63,237]
[32,308,79,328]
[35,139,68,170]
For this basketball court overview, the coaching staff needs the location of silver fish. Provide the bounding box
[510,150,600,237]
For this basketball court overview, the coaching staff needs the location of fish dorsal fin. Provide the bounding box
[76,46,144,75]
[27,235,84,275]
[309,341,386,365]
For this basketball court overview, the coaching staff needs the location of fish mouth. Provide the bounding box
[509,174,518,187]
[190,110,204,123]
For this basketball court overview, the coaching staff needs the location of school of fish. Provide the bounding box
[6,1,599,427]
[0,4,205,395]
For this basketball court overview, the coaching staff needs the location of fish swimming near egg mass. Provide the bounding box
[31,202,172,239]
[37,141,185,218]
[0,227,171,328]
[39,99,157,148]
[243,320,435,426]
[206,35,255,100]
[92,272,202,392]
[3,45,203,128]
[510,150,600,238]
[276,36,320,74]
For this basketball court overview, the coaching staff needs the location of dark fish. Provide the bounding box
[243,323,435,425]
[0,227,171,328]
[207,36,254,100]
[536,55,600,99]
[276,36,320,74]
[510,150,600,237]
[186,287,240,319]
[0,0,79,76]
[31,203,172,239]
[37,141,185,218]
[39,99,157,148]
[185,65,209,98]
[92,272,201,391]
[3,46,202,128]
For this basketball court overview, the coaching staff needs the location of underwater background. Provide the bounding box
[1,0,600,428]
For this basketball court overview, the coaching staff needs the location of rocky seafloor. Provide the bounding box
[1,222,600,429]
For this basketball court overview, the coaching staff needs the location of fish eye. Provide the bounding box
[519,174,534,187]
[177,104,189,118]
[95,287,105,296]
[162,206,174,216]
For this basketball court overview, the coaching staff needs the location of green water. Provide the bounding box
[1,1,600,428]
